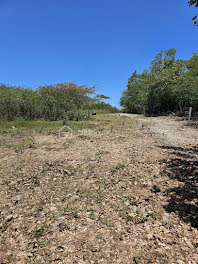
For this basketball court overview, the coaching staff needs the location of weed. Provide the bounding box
[100,216,108,225]
[26,138,35,148]
[140,216,147,223]
[88,208,96,220]
[31,224,47,239]
[126,215,133,223]
[149,211,158,220]
[115,163,125,170]
[68,210,79,219]
[158,159,166,164]
[78,134,88,139]
[63,139,73,148]
[133,253,141,263]
[0,119,62,133]
[34,205,43,215]
[98,178,108,188]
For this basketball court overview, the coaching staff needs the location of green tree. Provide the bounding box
[120,49,198,115]
[188,0,198,25]
[0,82,116,121]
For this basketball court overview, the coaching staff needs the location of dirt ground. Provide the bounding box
[119,113,198,147]
[0,115,197,264]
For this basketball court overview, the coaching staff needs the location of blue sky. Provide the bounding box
[0,0,197,107]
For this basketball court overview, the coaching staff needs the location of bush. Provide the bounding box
[63,111,90,124]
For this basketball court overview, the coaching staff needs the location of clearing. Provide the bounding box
[0,114,197,264]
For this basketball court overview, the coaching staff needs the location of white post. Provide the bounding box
[188,107,192,121]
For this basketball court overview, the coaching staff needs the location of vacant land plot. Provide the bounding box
[0,115,197,264]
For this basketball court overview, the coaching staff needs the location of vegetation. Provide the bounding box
[120,49,198,115]
[189,0,198,25]
[0,82,118,121]
[1,114,197,263]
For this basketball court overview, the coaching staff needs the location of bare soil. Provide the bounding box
[119,113,198,146]
[0,115,197,264]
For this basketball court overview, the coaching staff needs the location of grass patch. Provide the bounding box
[115,163,125,170]
[31,224,47,239]
[0,118,62,134]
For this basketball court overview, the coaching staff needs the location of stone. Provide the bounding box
[5,215,13,222]
[162,213,169,223]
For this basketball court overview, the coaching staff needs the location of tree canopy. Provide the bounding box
[0,82,118,121]
[120,49,198,115]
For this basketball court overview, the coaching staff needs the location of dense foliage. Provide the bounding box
[120,49,198,115]
[0,82,118,121]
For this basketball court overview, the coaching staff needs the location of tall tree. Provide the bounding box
[120,49,198,115]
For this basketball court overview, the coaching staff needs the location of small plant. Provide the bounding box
[78,134,88,139]
[26,138,35,148]
[63,139,73,148]
[158,159,166,164]
[88,208,96,220]
[133,253,141,263]
[115,163,125,170]
[65,111,90,122]
[126,215,133,223]
[68,210,79,219]
[98,178,107,188]
[31,224,47,239]
[140,216,147,223]
[149,211,158,220]
[100,216,108,225]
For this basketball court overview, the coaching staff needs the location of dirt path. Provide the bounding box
[118,113,198,147]
[0,115,197,264]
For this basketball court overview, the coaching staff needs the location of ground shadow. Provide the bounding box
[185,121,198,129]
[160,145,198,228]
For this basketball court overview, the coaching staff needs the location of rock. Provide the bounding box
[133,206,138,212]
[162,213,169,223]
[124,201,130,206]
[63,169,72,176]
[6,250,12,256]
[177,260,184,264]
[13,195,21,204]
[147,233,153,239]
[57,246,64,252]
[166,237,173,244]
[5,215,13,222]
[50,206,57,211]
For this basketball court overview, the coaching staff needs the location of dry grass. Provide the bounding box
[0,115,197,264]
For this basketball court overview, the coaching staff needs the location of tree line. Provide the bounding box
[0,82,118,121]
[120,49,198,115]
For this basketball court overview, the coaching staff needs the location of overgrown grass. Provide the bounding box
[0,114,137,141]
[0,118,62,132]
[0,116,105,134]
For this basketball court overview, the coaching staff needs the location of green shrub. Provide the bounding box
[64,111,90,123]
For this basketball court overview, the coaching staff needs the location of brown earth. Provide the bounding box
[0,115,197,264]
[118,113,198,146]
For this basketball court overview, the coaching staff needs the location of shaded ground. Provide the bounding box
[160,145,198,229]
[0,115,198,264]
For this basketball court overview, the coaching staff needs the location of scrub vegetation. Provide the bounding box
[0,114,197,263]
[120,50,198,116]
